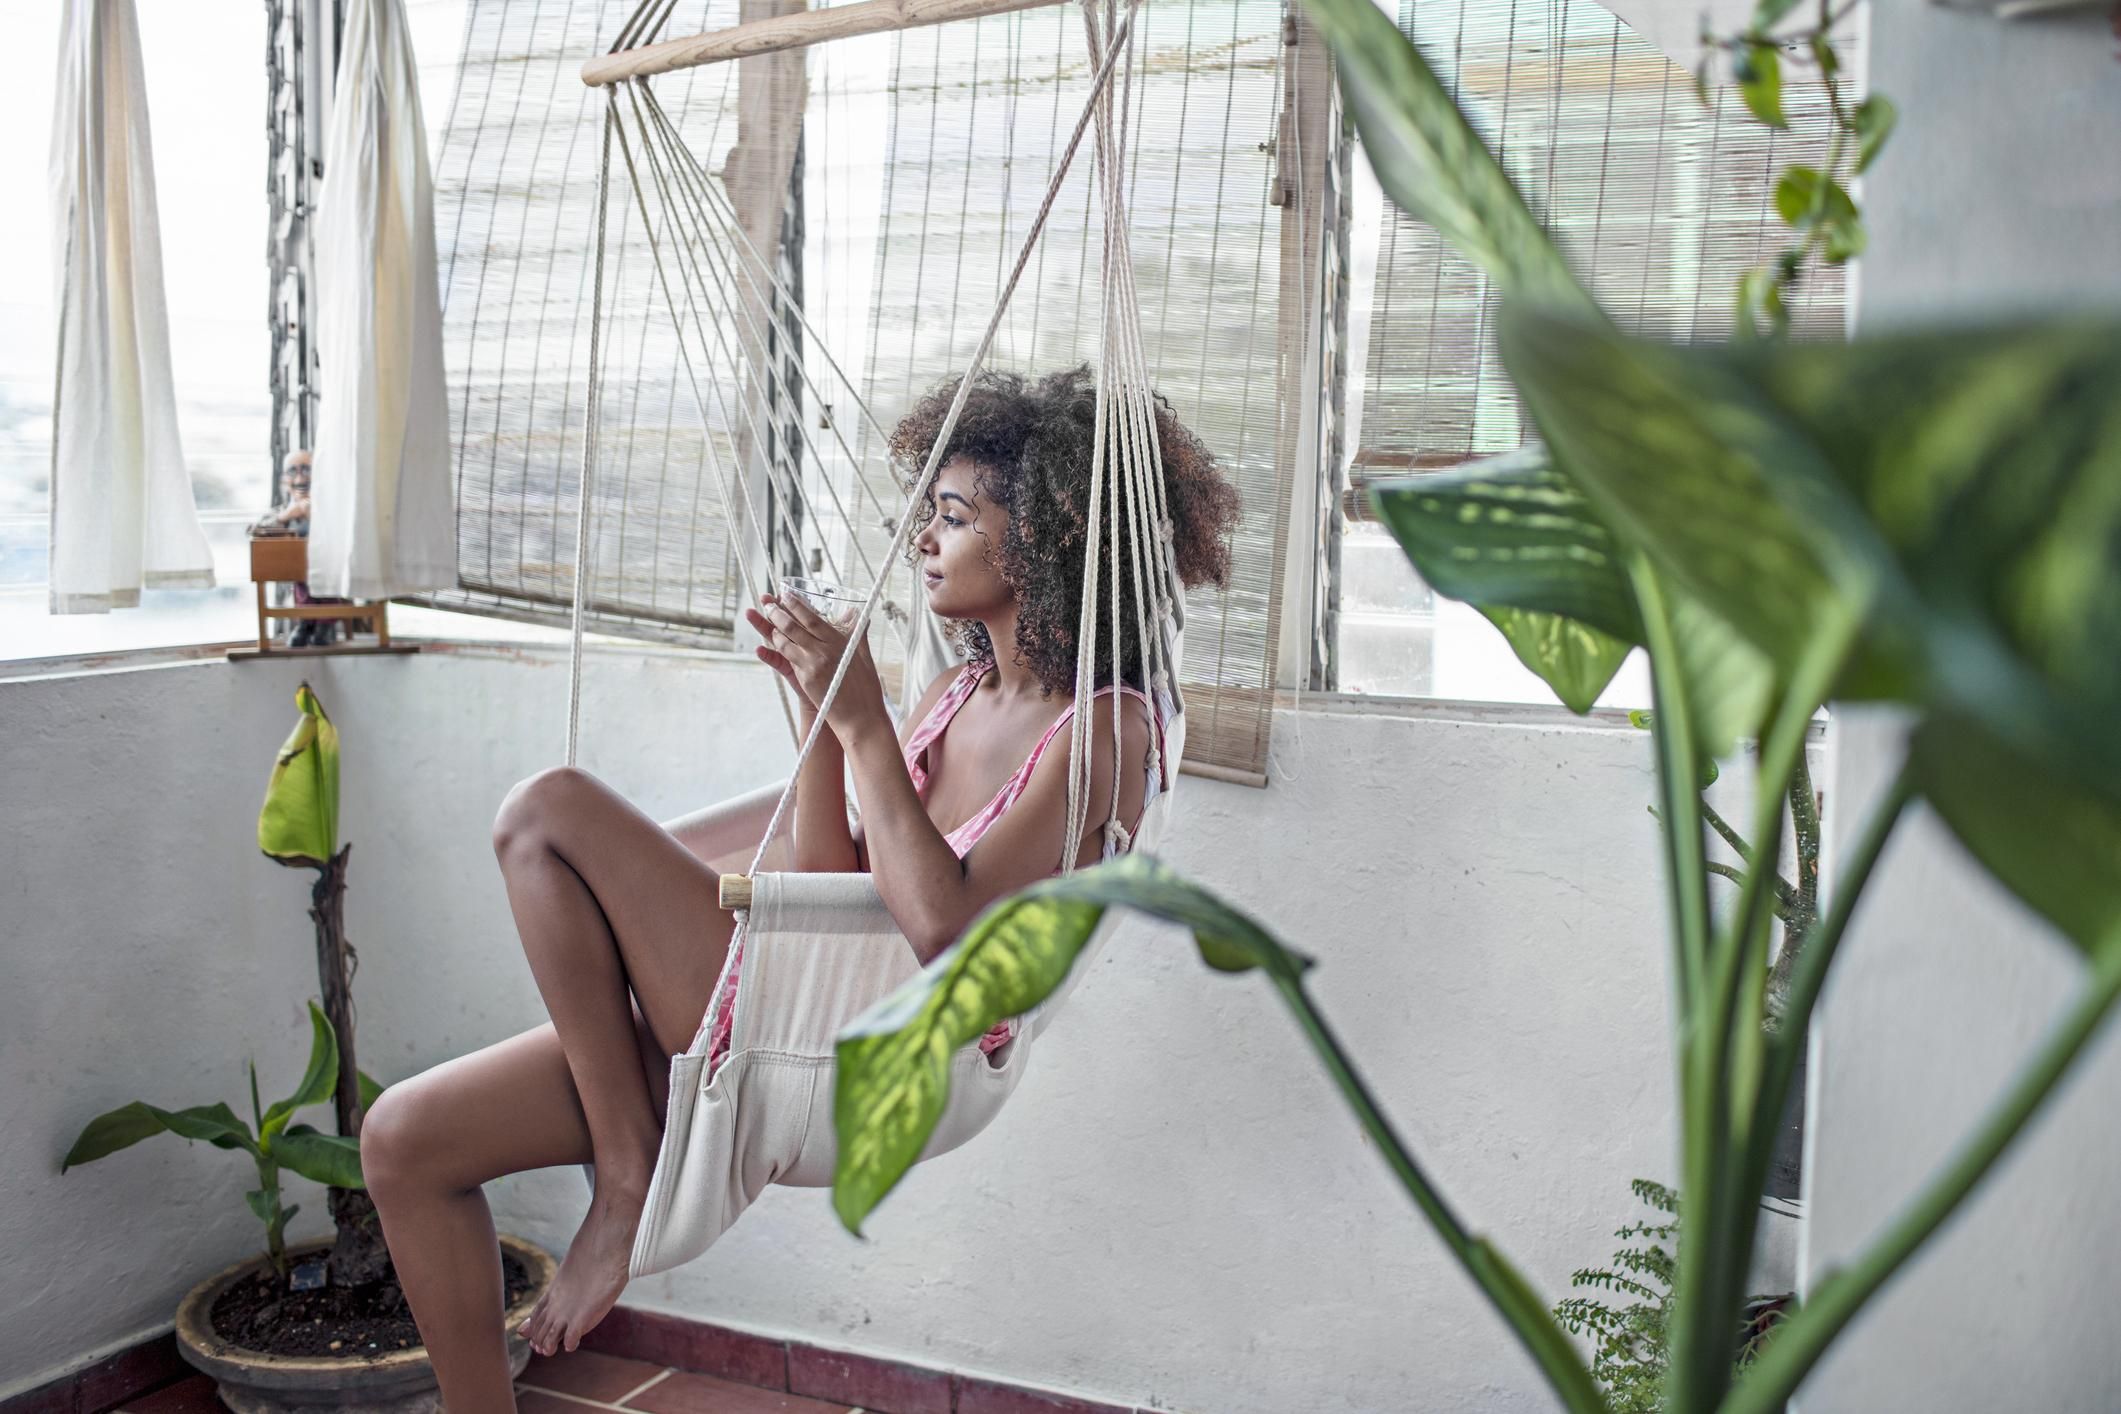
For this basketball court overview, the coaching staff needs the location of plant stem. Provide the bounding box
[1744,766,1916,1208]
[1724,940,2121,1414]
[1266,972,1610,1414]
[1672,619,1852,1414]
[1631,562,1709,1017]
[1700,799,1757,868]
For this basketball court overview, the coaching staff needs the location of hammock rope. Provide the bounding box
[562,0,1178,909]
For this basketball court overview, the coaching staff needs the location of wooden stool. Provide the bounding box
[228,534,420,660]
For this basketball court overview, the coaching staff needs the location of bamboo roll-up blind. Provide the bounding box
[848,0,1296,780]
[1356,0,1854,469]
[420,0,819,644]
[419,0,1299,781]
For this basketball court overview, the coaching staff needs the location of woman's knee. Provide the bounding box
[493,765,593,856]
[358,1082,442,1198]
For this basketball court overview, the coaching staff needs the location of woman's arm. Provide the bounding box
[840,692,1151,963]
[749,591,1010,953]
[749,589,959,877]
[790,699,860,872]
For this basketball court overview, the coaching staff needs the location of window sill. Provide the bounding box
[0,633,758,685]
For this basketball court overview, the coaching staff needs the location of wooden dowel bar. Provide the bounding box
[719,874,753,910]
[582,0,1065,86]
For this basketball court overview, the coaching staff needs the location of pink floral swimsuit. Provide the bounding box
[705,662,1162,1077]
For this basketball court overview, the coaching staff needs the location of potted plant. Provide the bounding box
[62,683,555,1413]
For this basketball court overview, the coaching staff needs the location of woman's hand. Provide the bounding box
[745,593,892,747]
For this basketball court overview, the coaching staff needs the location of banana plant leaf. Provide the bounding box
[259,1001,340,1144]
[61,1100,259,1171]
[275,1122,367,1190]
[259,682,339,867]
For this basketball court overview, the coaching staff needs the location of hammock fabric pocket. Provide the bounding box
[577,782,1035,1278]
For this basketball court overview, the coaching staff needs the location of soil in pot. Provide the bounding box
[208,1252,535,1358]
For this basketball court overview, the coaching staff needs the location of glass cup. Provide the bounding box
[777,576,865,627]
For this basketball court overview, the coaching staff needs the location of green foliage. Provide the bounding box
[1707,0,1888,338]
[259,682,341,868]
[1732,43,1787,130]
[833,855,1314,1234]
[1553,1181,1683,1413]
[62,1000,382,1275]
[826,2,2121,1411]
[1556,1182,1791,1412]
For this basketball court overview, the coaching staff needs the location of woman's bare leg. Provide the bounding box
[489,766,736,1356]
[361,1015,670,1414]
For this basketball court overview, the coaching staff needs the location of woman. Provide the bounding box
[359,367,1240,1409]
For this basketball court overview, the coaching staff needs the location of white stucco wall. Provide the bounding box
[1799,7,2121,1412]
[2,646,1688,1410]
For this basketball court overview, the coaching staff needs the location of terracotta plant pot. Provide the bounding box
[173,1233,555,1414]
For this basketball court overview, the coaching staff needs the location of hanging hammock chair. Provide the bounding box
[559,0,1190,1278]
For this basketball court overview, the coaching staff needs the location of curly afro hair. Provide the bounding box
[890,365,1242,700]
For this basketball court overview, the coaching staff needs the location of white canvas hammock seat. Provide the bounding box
[558,0,1192,1278]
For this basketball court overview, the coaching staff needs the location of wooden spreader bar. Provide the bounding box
[582,0,1066,86]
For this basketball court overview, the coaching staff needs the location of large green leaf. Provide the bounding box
[1499,306,1869,676]
[260,1001,340,1144]
[1366,449,1770,738]
[1477,607,1632,713]
[1367,449,1640,712]
[1300,0,1597,316]
[1367,449,1643,644]
[833,855,1309,1234]
[61,1100,258,1172]
[1733,319,2121,805]
[1508,305,2121,895]
[1911,716,2121,961]
[276,1123,367,1190]
[259,682,340,867]
[1737,320,2121,717]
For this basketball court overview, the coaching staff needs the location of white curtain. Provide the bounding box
[307,0,456,600]
[47,0,216,615]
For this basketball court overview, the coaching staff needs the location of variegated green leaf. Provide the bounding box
[1733,318,2121,805]
[1911,715,2121,961]
[259,682,340,867]
[1366,447,1768,740]
[1665,590,1775,763]
[1737,320,2121,717]
[1299,0,1597,315]
[276,1123,368,1190]
[260,1001,340,1143]
[1367,449,1636,713]
[1499,306,1877,678]
[1367,449,1643,645]
[61,1100,258,1172]
[1477,607,1632,714]
[833,855,1309,1234]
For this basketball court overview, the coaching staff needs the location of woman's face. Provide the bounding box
[912,455,1012,621]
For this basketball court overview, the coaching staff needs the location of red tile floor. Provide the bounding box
[114,1350,863,1414]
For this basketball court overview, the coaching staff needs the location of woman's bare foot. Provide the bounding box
[518,1167,651,1357]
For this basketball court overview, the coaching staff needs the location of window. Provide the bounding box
[0,0,560,665]
[1329,0,1852,708]
[0,4,270,661]
[424,0,1306,781]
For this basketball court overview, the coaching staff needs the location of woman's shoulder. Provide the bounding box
[899,661,976,750]
[1033,682,1158,765]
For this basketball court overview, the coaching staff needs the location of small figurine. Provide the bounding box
[252,450,360,648]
